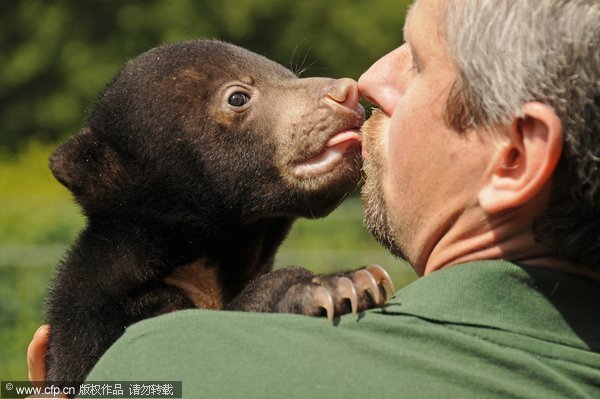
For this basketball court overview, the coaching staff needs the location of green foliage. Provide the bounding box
[0,262,58,380]
[0,141,82,379]
[1,0,409,150]
[0,141,85,245]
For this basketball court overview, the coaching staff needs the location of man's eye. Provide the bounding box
[228,92,249,107]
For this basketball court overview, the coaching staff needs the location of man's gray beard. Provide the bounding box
[361,158,406,260]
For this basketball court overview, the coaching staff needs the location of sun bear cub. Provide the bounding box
[45,40,393,388]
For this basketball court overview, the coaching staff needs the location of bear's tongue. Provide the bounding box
[293,130,361,178]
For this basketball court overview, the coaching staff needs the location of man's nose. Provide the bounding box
[358,46,405,115]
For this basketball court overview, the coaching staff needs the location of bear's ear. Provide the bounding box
[50,127,125,204]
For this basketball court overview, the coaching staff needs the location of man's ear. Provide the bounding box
[50,127,125,204]
[478,102,563,214]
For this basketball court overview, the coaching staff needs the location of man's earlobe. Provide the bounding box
[479,102,563,214]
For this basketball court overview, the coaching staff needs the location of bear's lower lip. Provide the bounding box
[292,129,361,178]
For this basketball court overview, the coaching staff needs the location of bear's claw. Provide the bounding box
[311,264,395,321]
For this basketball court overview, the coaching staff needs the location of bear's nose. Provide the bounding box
[326,78,360,111]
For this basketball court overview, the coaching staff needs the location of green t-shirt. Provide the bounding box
[87,260,600,398]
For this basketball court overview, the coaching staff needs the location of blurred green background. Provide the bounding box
[0,0,414,380]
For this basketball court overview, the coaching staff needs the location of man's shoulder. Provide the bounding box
[86,261,600,398]
[87,308,426,397]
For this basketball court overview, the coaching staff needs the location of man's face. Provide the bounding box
[358,0,494,274]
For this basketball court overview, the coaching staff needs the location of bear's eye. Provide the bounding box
[228,92,249,107]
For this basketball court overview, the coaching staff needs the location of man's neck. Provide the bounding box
[422,204,596,278]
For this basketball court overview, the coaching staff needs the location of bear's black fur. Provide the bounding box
[45,40,367,387]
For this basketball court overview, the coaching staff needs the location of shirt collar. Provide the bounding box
[384,260,600,350]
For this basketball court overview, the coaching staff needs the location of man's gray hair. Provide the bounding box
[442,0,600,270]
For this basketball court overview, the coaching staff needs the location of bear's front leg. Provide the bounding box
[227,265,394,320]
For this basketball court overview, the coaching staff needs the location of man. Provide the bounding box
[29,0,599,397]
